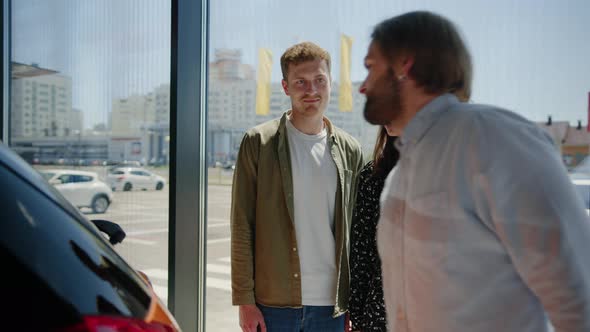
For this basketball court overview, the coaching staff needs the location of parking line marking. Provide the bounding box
[207,237,230,244]
[144,271,231,297]
[207,263,231,274]
[150,277,231,298]
[143,264,231,280]
[145,264,231,280]
[206,277,232,291]
[208,223,229,228]
[125,223,228,236]
[127,228,168,236]
[124,238,156,245]
[208,217,229,223]
[143,268,168,280]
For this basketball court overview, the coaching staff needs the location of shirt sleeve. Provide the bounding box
[470,114,590,331]
[230,132,259,305]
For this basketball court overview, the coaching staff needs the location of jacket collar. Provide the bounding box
[396,93,459,153]
[278,110,337,143]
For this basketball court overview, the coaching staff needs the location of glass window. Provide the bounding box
[41,172,55,181]
[208,0,590,330]
[58,174,73,184]
[0,163,152,330]
[10,0,172,309]
[73,175,93,183]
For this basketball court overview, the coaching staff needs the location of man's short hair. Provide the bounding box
[280,42,331,81]
[372,11,472,101]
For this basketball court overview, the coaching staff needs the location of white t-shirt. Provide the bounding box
[286,117,338,305]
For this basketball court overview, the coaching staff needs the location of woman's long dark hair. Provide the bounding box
[372,127,399,179]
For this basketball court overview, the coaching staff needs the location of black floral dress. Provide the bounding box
[349,161,387,331]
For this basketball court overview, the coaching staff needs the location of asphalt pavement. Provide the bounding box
[36,164,239,331]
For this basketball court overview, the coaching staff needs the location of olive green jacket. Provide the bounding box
[230,111,364,317]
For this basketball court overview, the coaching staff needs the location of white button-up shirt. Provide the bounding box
[378,94,590,332]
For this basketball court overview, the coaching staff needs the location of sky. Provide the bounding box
[11,0,590,128]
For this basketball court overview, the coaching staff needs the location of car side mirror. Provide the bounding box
[90,219,126,245]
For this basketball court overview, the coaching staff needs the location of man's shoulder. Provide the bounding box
[450,103,534,124]
[449,102,538,130]
[445,101,552,144]
[243,118,281,142]
[331,125,362,152]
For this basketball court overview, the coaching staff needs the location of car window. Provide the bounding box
[40,172,55,181]
[58,174,73,184]
[0,164,151,328]
[130,170,145,176]
[111,170,125,175]
[73,175,93,183]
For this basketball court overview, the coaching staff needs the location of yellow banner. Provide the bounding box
[339,34,354,112]
[255,48,273,115]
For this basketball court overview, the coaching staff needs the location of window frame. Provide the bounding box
[1,0,210,331]
[1,0,9,143]
[168,0,208,331]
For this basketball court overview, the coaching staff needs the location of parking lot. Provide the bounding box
[36,165,238,331]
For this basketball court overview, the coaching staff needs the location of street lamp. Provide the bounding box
[72,129,81,166]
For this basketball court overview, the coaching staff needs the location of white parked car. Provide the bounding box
[107,167,166,191]
[40,169,113,214]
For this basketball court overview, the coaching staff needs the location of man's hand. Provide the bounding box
[239,304,266,332]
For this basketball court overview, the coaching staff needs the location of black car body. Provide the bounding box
[0,143,179,331]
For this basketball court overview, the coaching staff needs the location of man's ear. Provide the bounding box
[281,79,290,96]
[396,55,415,80]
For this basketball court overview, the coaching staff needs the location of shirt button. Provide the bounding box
[294,273,299,278]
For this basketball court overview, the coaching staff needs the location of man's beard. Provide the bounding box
[363,69,403,126]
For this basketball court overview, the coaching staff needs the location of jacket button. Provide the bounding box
[294,273,299,278]
[292,247,297,251]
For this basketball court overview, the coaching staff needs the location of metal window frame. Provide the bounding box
[2,1,210,330]
[1,0,9,144]
[169,0,209,332]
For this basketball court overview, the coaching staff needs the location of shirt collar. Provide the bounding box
[280,110,336,142]
[396,93,459,153]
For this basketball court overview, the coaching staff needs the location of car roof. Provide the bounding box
[0,144,90,220]
[112,167,148,172]
[40,169,99,177]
